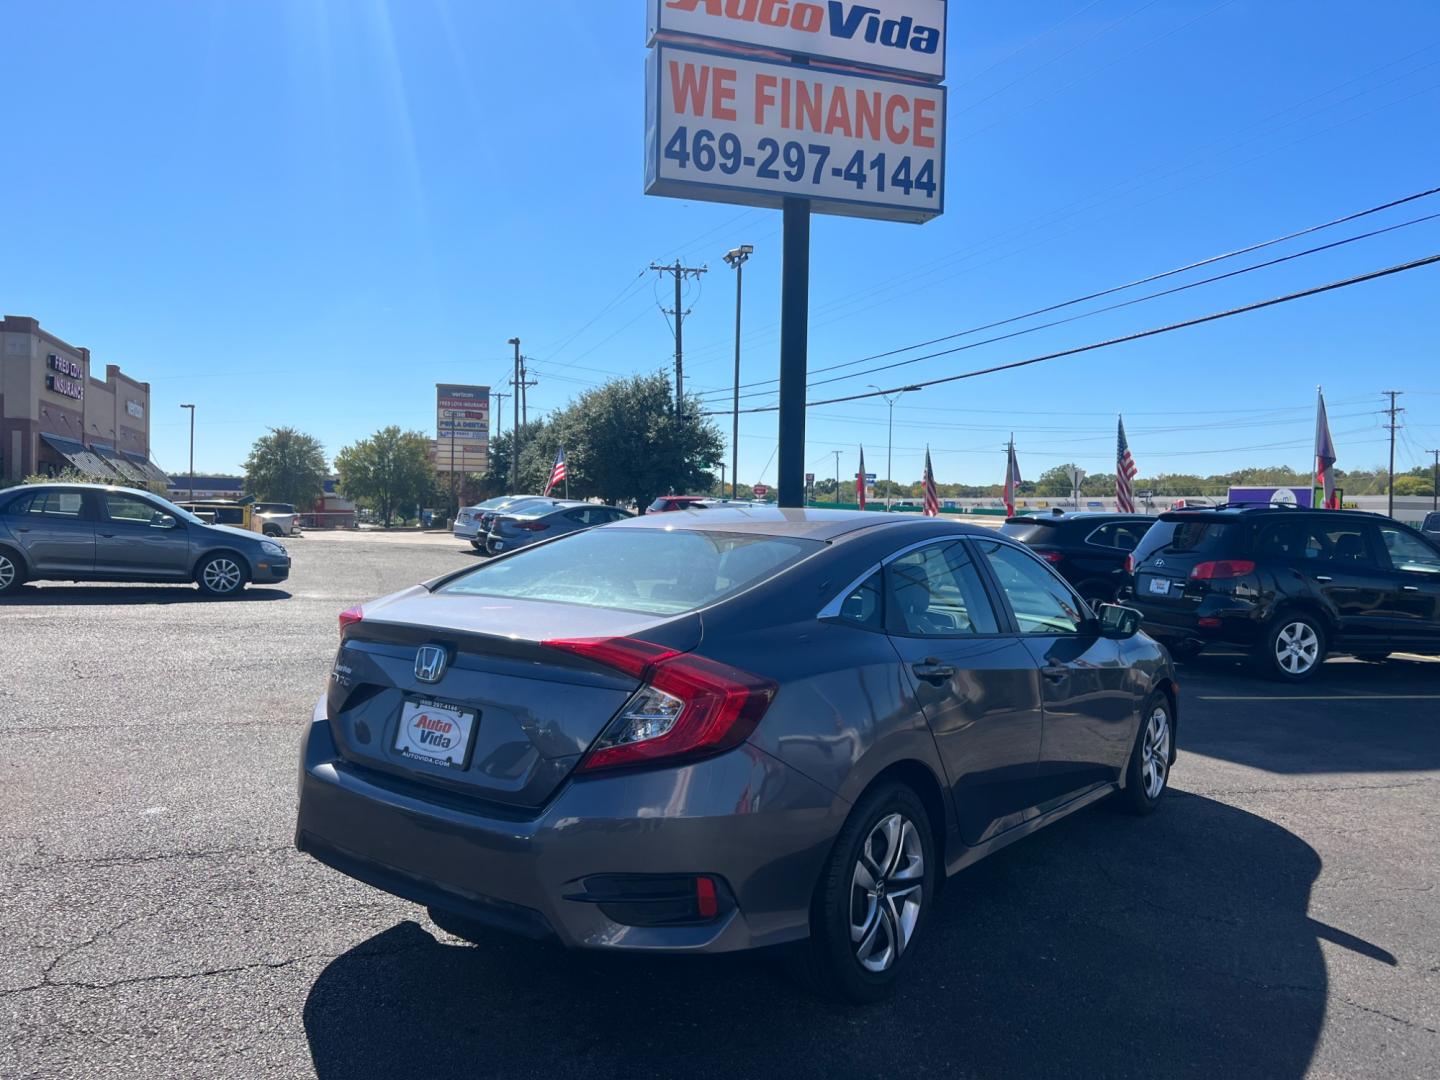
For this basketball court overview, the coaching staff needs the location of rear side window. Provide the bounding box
[1133,519,1237,563]
[1,492,36,515]
[837,570,884,630]
[1424,513,1440,533]
[30,491,85,518]
[439,528,822,615]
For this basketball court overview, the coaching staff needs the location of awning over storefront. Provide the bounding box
[39,434,121,480]
[123,451,170,487]
[91,444,149,485]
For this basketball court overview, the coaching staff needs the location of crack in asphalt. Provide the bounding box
[6,842,296,876]
[1191,778,1438,798]
[1340,998,1440,1036]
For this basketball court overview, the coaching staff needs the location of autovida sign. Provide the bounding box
[646,0,947,224]
[648,0,947,80]
[647,44,944,222]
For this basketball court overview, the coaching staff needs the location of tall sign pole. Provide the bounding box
[645,1,947,510]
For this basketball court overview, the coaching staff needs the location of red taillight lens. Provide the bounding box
[695,875,718,919]
[1189,560,1256,581]
[1124,554,1136,574]
[542,637,777,772]
[517,521,550,532]
[339,605,363,637]
[1039,550,1065,563]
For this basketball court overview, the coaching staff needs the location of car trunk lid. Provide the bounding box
[327,588,700,809]
[1132,515,1243,602]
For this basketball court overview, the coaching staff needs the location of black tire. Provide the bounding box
[470,540,484,551]
[1114,691,1174,816]
[0,548,25,596]
[1256,612,1327,682]
[263,524,283,538]
[792,782,937,1004]
[195,553,249,597]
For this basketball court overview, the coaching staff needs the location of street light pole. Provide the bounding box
[723,244,753,502]
[179,403,195,500]
[868,385,921,509]
[832,449,841,504]
[508,338,521,492]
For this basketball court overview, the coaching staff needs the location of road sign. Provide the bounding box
[805,472,815,484]
[753,483,770,497]
[864,473,877,481]
[646,45,945,223]
[648,0,948,82]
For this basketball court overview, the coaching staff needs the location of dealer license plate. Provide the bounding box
[1148,577,1172,596]
[393,697,477,769]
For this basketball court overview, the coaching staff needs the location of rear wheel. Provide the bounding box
[1258,614,1326,682]
[196,553,247,597]
[263,523,282,538]
[794,782,936,1003]
[0,549,25,595]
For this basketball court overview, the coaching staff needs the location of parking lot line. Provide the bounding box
[1199,694,1440,702]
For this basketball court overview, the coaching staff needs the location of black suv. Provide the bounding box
[1001,512,1154,605]
[1124,506,1440,680]
[1424,511,1440,542]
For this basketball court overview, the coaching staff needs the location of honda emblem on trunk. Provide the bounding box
[415,645,449,684]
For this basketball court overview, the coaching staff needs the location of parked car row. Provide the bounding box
[454,494,632,555]
[1004,506,1440,681]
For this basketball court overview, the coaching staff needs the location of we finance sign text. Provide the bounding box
[650,0,947,81]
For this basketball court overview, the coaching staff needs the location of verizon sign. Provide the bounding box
[649,0,947,81]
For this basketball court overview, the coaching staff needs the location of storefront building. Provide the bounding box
[0,315,168,488]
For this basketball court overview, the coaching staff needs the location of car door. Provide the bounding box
[1373,523,1440,649]
[1278,520,1394,648]
[880,539,1044,847]
[973,537,1137,802]
[8,489,96,574]
[93,491,191,577]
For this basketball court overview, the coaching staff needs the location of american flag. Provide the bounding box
[1003,440,1022,516]
[1116,416,1139,513]
[1315,388,1339,509]
[543,448,567,496]
[922,447,939,517]
[856,445,867,510]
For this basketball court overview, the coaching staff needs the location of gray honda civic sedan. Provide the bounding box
[295,508,1176,1000]
[0,483,290,597]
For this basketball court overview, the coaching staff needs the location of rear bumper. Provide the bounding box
[452,524,479,540]
[295,699,845,953]
[1128,593,1263,646]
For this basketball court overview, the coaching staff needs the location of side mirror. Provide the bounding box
[1097,603,1142,639]
[153,514,178,529]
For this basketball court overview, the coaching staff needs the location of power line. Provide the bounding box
[703,253,1440,416]
[696,188,1440,403]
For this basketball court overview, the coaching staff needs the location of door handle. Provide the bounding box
[912,658,956,682]
[98,532,116,539]
[1042,664,1069,682]
[1402,585,1420,592]
[1314,575,1333,582]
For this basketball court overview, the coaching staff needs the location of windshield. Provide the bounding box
[1000,521,1054,543]
[439,528,822,615]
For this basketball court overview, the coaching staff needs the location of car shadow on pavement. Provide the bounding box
[1178,653,1440,774]
[304,792,1364,1080]
[0,585,291,604]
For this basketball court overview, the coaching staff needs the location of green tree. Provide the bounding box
[1394,474,1435,497]
[335,426,437,527]
[243,427,328,508]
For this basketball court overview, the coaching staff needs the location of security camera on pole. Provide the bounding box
[645,1,948,508]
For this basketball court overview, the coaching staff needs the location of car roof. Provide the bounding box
[5,482,159,496]
[1159,507,1392,522]
[606,506,1000,541]
[1008,512,1150,524]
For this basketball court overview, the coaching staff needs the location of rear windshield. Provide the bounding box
[438,528,822,615]
[1000,520,1055,543]
[1133,518,1238,563]
[1426,513,1440,531]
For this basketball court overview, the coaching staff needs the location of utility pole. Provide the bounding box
[507,338,521,492]
[516,358,537,428]
[1384,390,1404,518]
[1429,449,1439,513]
[490,391,509,443]
[718,461,726,496]
[179,403,195,501]
[723,245,753,500]
[650,259,707,412]
[832,449,841,504]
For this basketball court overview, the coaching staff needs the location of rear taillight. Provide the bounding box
[339,605,363,637]
[517,521,550,532]
[1189,560,1256,581]
[1124,554,1135,574]
[542,637,777,772]
[1039,550,1065,564]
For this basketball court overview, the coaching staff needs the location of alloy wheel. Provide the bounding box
[1274,621,1319,676]
[0,554,15,591]
[850,813,925,973]
[203,558,243,594]
[1141,706,1171,800]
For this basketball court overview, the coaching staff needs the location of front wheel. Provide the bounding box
[1258,614,1326,682]
[196,553,248,597]
[1115,692,1173,815]
[794,783,936,1003]
[0,549,25,596]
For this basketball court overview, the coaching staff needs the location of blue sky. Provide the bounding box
[4,0,1439,486]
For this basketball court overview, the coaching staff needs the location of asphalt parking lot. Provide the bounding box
[2,532,1437,1080]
